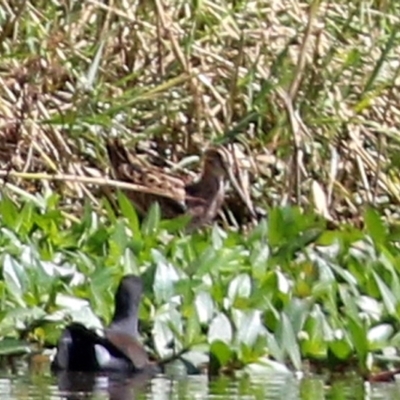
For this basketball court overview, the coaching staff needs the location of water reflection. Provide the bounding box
[1,362,400,399]
[55,369,153,399]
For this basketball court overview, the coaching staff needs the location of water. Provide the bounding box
[0,362,399,399]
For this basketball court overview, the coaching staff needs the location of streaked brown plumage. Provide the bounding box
[106,139,248,229]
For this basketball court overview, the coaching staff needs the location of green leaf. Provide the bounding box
[153,250,179,304]
[117,191,140,237]
[329,336,352,360]
[0,338,31,355]
[85,227,109,254]
[102,197,117,223]
[160,215,191,232]
[367,324,393,350]
[110,219,129,256]
[0,196,18,229]
[268,208,286,246]
[364,207,387,244]
[285,298,312,334]
[373,271,397,315]
[195,291,214,325]
[211,225,226,249]
[185,307,202,346]
[247,219,268,244]
[347,317,368,366]
[153,307,183,358]
[301,305,329,359]
[3,255,26,306]
[208,313,233,344]
[141,202,161,236]
[278,313,302,370]
[235,310,265,347]
[228,273,252,303]
[250,243,269,279]
[210,340,232,367]
[15,201,35,236]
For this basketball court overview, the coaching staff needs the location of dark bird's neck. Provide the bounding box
[109,305,139,338]
[108,281,141,337]
[187,171,224,200]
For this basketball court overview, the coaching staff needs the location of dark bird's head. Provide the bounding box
[202,147,231,178]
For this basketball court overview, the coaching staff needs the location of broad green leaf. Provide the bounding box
[250,243,269,279]
[185,308,202,346]
[268,208,286,246]
[301,305,329,359]
[0,338,31,356]
[102,197,117,223]
[0,196,18,229]
[195,291,214,325]
[373,271,397,315]
[356,295,382,320]
[121,248,139,275]
[329,336,352,360]
[153,307,183,358]
[278,313,302,370]
[347,317,368,364]
[110,219,129,256]
[367,324,393,350]
[153,250,179,304]
[208,313,233,344]
[117,191,140,237]
[3,255,26,305]
[141,202,161,236]
[364,207,387,244]
[160,215,191,232]
[285,298,312,334]
[0,306,46,334]
[234,309,265,347]
[15,201,35,236]
[211,225,226,249]
[228,273,252,303]
[247,219,268,244]
[209,340,232,367]
[338,285,360,321]
[265,330,285,363]
[244,358,291,374]
[85,227,109,254]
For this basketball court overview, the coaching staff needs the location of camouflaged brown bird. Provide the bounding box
[106,138,252,230]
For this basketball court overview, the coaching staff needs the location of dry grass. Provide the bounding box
[0,0,399,225]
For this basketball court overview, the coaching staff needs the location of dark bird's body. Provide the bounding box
[106,139,249,230]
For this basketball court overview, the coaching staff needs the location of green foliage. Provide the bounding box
[0,194,399,376]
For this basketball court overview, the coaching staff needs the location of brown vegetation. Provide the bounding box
[0,0,399,226]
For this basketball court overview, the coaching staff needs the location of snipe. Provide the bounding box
[106,139,254,230]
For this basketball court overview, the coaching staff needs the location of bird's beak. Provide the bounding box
[224,162,257,220]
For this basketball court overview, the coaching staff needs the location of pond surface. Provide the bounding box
[0,364,399,399]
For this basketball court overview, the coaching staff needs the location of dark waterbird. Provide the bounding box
[52,275,154,373]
